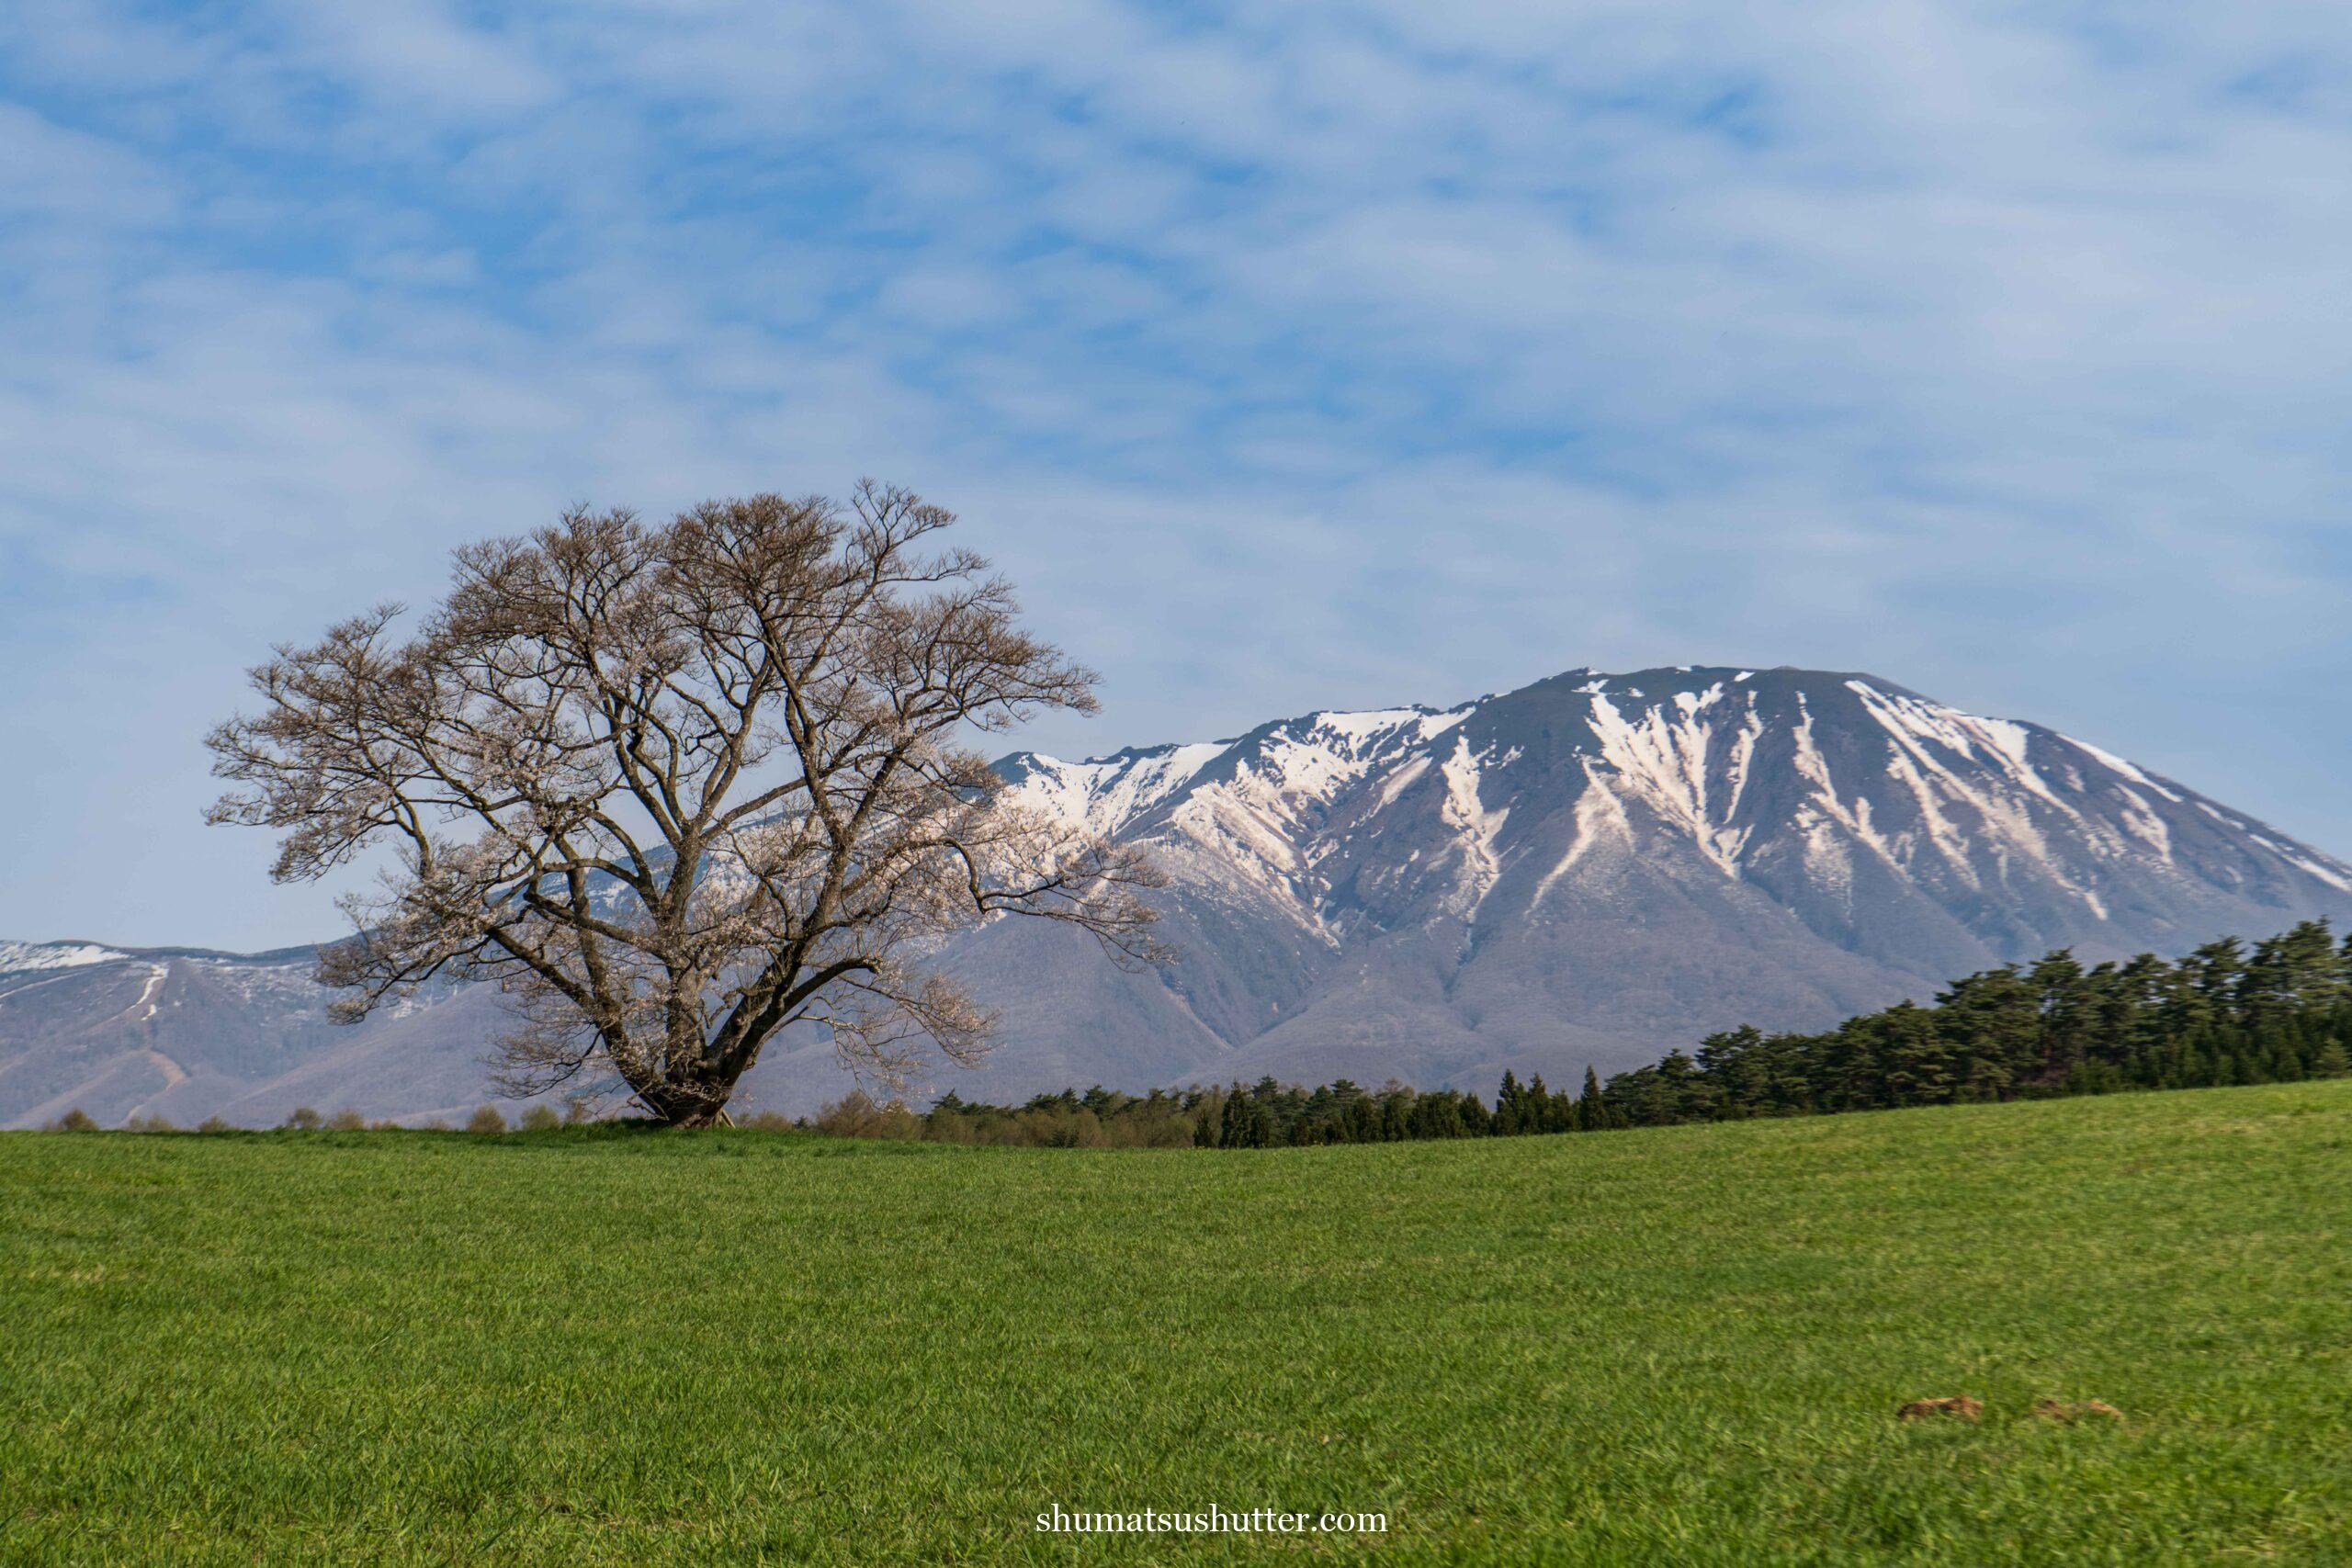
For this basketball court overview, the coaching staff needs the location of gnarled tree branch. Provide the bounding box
[209,485,1166,1126]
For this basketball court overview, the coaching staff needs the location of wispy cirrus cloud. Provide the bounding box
[4,0,2350,945]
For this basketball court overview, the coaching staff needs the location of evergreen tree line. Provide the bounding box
[810,919,2352,1148]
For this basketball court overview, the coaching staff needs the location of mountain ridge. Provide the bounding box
[936,662,2350,1100]
[6,664,2348,1125]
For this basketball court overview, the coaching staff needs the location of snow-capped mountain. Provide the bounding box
[922,665,2352,1099]
[7,666,2348,1125]
[0,941,526,1129]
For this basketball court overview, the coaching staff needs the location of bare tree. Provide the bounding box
[208,485,1164,1127]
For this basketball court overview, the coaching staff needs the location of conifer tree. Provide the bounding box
[1576,1066,1605,1131]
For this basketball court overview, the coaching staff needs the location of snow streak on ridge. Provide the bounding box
[996,668,2352,938]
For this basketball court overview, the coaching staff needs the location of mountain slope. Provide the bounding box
[942,666,2352,1099]
[0,947,536,1128]
[9,666,2350,1124]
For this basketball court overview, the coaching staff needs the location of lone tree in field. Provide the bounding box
[208,485,1164,1127]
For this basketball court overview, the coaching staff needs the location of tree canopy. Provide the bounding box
[209,485,1162,1125]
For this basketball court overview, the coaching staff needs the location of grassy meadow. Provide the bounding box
[3,1081,2348,1564]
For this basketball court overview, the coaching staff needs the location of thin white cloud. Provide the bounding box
[2,1,2349,946]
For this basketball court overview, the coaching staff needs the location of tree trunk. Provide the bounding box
[637,1075,738,1129]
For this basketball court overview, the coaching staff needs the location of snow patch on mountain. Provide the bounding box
[0,941,131,974]
[1001,741,1228,837]
[1585,690,1748,877]
[1532,759,1634,908]
[1843,681,2114,914]
[2064,737,2184,802]
[120,964,167,1023]
[1787,694,1900,879]
[1437,734,1508,914]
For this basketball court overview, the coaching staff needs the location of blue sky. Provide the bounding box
[4,1,2350,949]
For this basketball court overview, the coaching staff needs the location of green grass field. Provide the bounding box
[4,1083,2348,1564]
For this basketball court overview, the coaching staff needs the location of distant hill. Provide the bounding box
[7,665,2350,1126]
